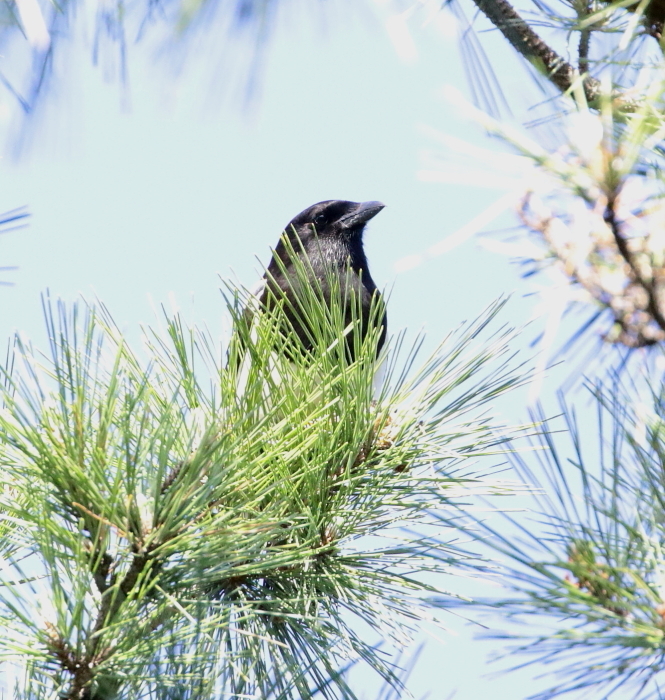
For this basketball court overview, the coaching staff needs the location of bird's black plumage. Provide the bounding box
[259,199,386,361]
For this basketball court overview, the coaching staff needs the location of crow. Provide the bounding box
[255,199,387,362]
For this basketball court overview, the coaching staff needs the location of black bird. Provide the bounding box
[256,199,387,362]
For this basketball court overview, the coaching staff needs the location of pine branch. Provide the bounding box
[468,0,641,110]
[0,285,526,698]
[448,385,665,699]
[470,0,597,94]
[453,82,665,353]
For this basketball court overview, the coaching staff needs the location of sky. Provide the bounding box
[0,2,597,698]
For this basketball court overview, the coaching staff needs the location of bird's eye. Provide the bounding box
[313,213,327,227]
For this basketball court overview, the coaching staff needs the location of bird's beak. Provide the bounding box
[339,201,385,229]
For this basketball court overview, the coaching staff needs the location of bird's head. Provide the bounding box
[284,200,385,244]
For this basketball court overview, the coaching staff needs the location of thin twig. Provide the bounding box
[578,0,591,74]
[604,195,665,334]
[579,30,590,74]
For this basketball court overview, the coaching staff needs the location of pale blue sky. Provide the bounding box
[0,4,589,698]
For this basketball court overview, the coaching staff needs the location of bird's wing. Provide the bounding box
[248,276,267,301]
